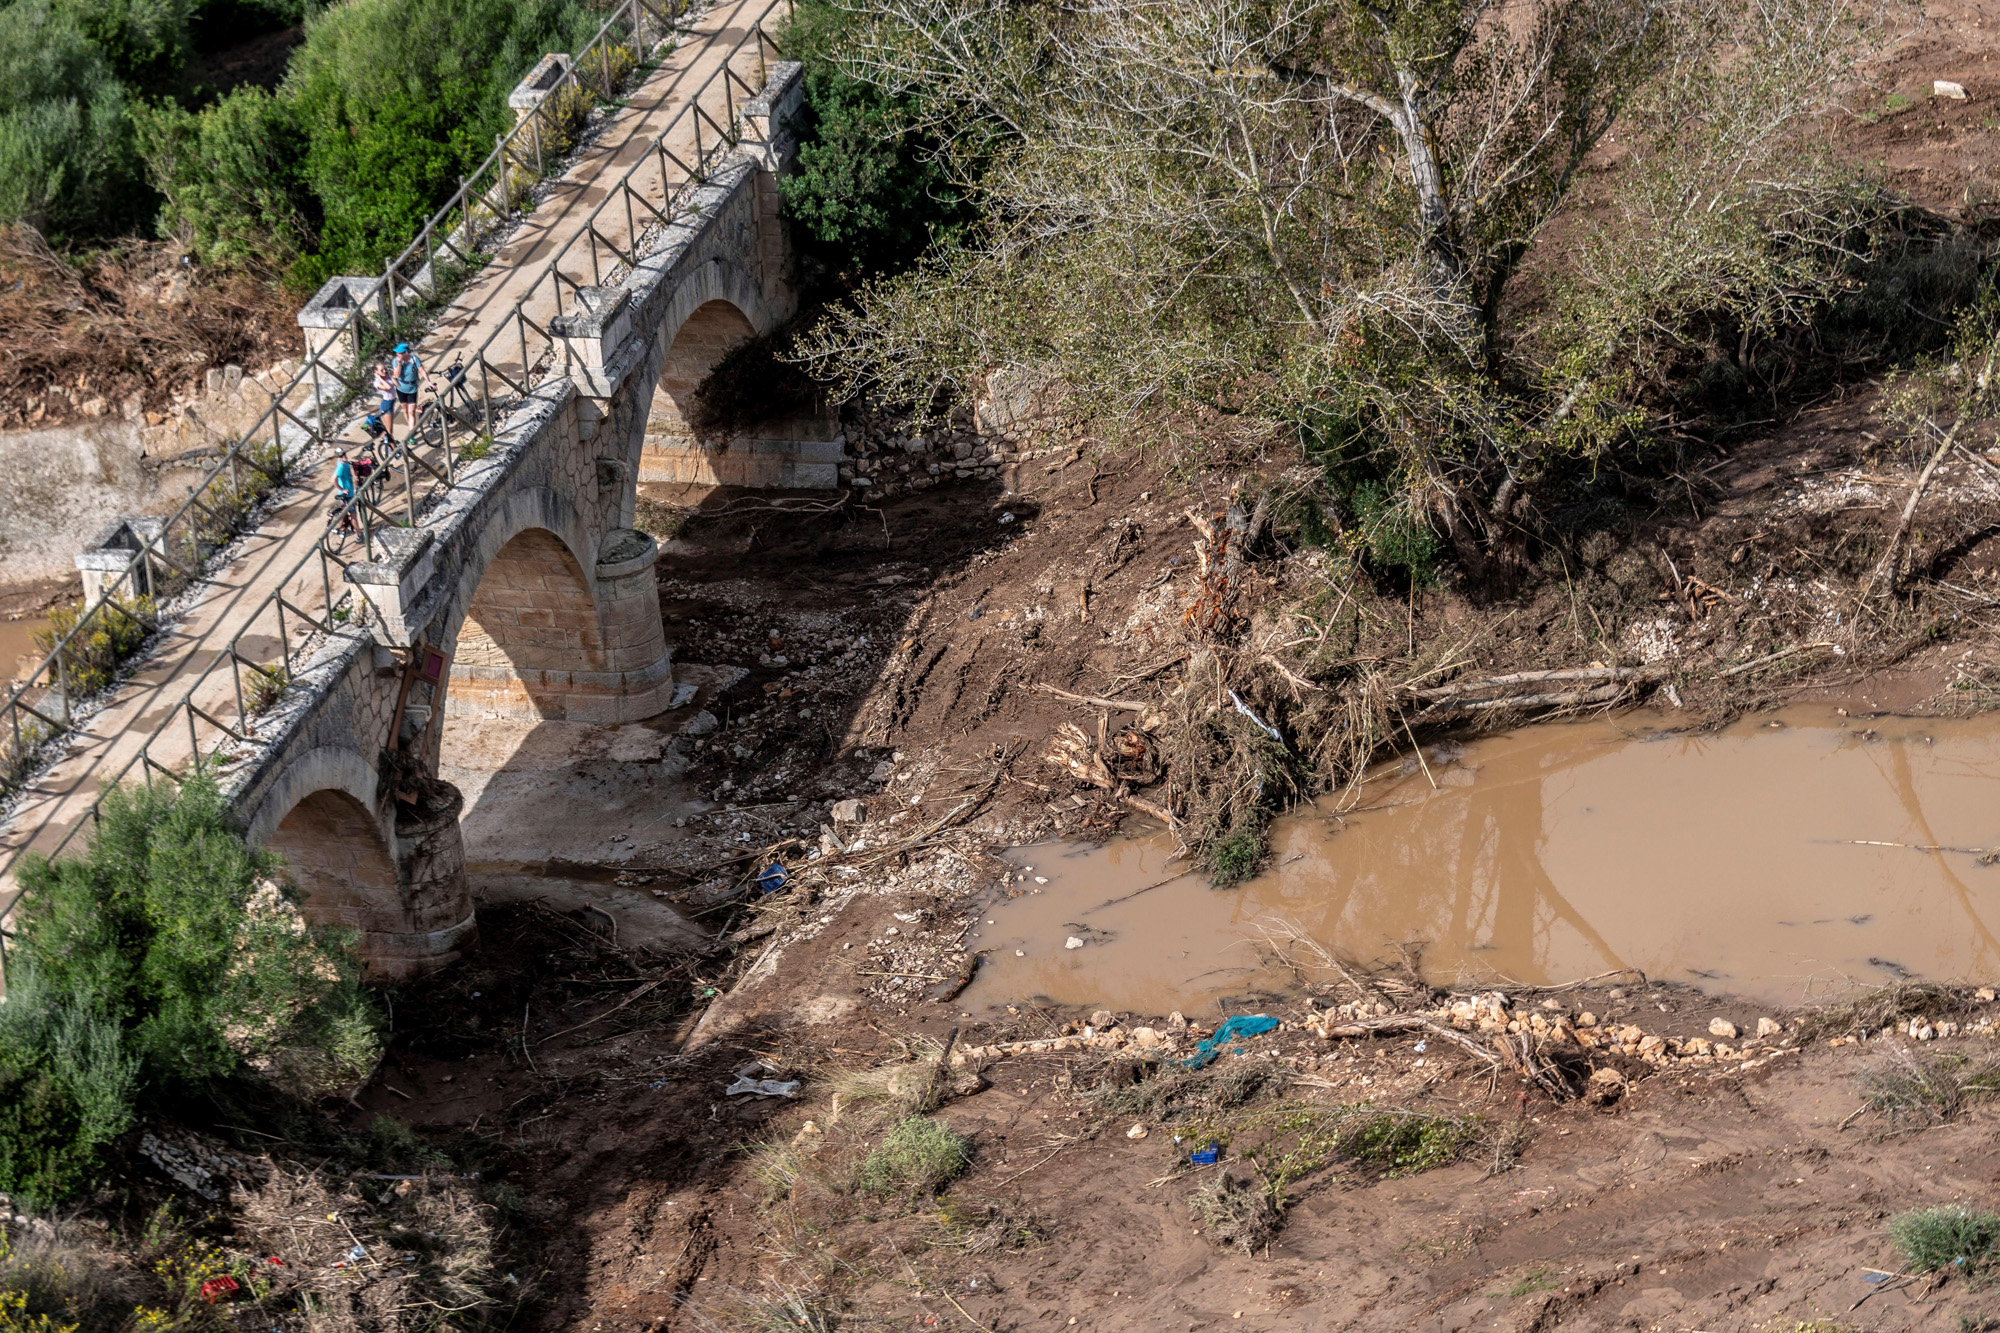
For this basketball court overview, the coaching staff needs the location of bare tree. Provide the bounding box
[799,0,1883,548]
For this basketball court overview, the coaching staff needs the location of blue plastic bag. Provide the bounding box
[1189,1143,1221,1165]
[756,862,790,894]
[1182,1014,1279,1068]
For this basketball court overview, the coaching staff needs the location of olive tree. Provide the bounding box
[800,0,1882,555]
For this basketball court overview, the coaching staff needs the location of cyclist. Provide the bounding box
[392,343,427,436]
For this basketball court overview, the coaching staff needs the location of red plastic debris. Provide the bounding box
[199,1276,243,1304]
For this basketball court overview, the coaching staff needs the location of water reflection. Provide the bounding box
[966,709,2000,1013]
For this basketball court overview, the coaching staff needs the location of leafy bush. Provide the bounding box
[136,86,316,269]
[856,1116,969,1197]
[282,0,601,286]
[0,0,149,239]
[1207,826,1267,888]
[32,597,154,698]
[2,775,381,1206]
[1890,1205,2000,1277]
[776,0,972,291]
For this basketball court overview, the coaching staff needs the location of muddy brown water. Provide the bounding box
[0,618,50,681]
[962,707,2000,1015]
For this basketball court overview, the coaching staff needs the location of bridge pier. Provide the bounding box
[251,739,477,982]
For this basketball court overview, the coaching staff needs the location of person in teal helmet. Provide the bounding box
[392,343,426,436]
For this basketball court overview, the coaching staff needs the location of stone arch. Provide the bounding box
[455,527,605,711]
[265,787,400,940]
[437,485,672,723]
[437,485,602,722]
[242,742,384,849]
[651,296,758,443]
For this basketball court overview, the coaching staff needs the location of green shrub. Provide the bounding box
[136,86,316,269]
[1207,826,1266,888]
[1890,1205,2000,1276]
[0,0,150,239]
[776,0,972,291]
[2,775,381,1205]
[857,1116,969,1197]
[32,597,154,699]
[283,0,601,285]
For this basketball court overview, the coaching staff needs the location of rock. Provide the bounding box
[831,798,866,824]
[1756,1017,1782,1037]
[1607,988,1627,1000]
[1915,1022,1937,1041]
[205,367,224,394]
[1167,1011,1187,1029]
[1126,1124,1149,1139]
[1708,1018,1739,1040]
[1978,988,1996,1002]
[1637,1035,1667,1057]
[222,363,244,393]
[1091,1009,1117,1028]
[1130,1026,1161,1047]
[1936,79,1968,99]
[1682,1037,1713,1057]
[952,1073,988,1098]
[1541,998,1566,1011]
[1586,1066,1628,1105]
[1064,936,1085,950]
[1577,1012,1599,1028]
[682,710,720,737]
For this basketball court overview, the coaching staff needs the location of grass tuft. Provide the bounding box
[1889,1205,2000,1277]
[857,1116,969,1198]
[1857,1046,2000,1131]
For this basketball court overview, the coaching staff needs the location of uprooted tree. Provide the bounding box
[798,0,1885,566]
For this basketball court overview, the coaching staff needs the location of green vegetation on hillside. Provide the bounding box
[1,0,605,288]
[792,0,1909,563]
[777,0,974,293]
[1,776,377,1206]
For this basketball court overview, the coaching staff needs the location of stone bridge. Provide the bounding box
[226,64,808,978]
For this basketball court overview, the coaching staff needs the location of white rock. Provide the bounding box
[1756,1017,1782,1037]
[831,798,866,824]
[1916,1023,1937,1041]
[1126,1124,1149,1139]
[1130,1026,1161,1047]
[1708,1018,1740,1040]
[1014,949,1025,957]
[1091,1009,1117,1027]
[1978,987,1996,1002]
[1935,79,1968,100]
[1577,1012,1599,1028]
[1064,936,1085,950]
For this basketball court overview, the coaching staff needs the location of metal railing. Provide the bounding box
[0,0,795,975]
[0,0,691,803]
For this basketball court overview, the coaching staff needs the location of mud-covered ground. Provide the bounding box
[46,3,2000,1327]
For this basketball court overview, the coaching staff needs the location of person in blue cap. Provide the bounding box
[392,343,426,437]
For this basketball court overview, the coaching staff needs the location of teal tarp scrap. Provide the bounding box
[1182,1014,1279,1068]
